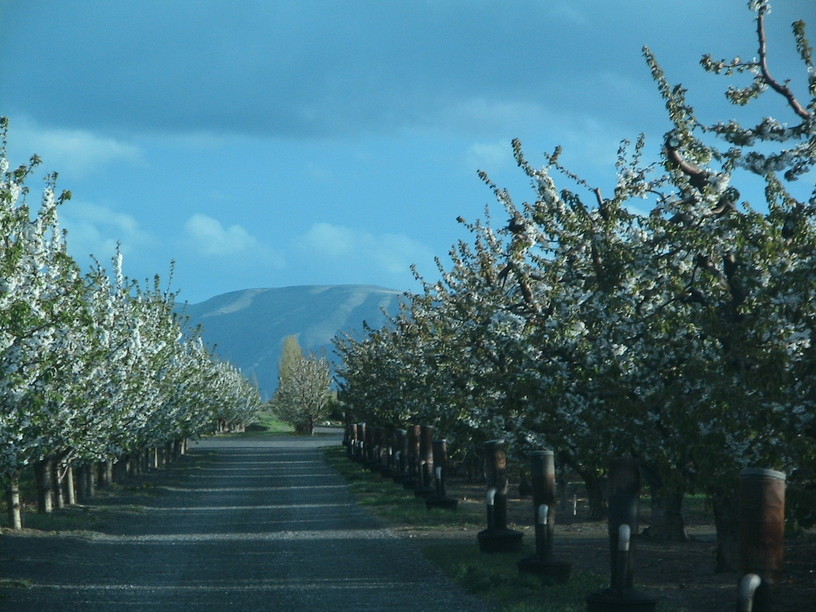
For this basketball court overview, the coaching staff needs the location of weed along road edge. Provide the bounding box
[0,430,492,611]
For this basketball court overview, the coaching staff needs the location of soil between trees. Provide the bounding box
[1,431,813,611]
[0,431,490,611]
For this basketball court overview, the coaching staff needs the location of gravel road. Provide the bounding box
[0,431,491,611]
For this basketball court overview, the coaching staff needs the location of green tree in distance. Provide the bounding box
[278,334,303,388]
[272,335,332,435]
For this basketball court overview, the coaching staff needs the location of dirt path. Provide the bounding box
[0,431,491,611]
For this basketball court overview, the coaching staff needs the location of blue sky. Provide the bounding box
[1,1,812,304]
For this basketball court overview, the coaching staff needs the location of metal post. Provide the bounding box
[738,468,786,612]
[403,425,420,490]
[517,450,571,582]
[477,439,523,553]
[737,573,762,612]
[346,422,357,458]
[586,457,657,611]
[392,428,408,483]
[607,457,640,590]
[426,439,458,510]
[379,428,392,477]
[613,524,631,596]
[368,427,384,471]
[534,451,556,561]
[356,422,367,463]
[414,425,435,498]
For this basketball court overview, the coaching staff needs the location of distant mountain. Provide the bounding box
[179,285,403,399]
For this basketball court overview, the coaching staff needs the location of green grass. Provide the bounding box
[324,445,609,611]
[8,505,113,532]
[0,426,303,528]
[221,410,293,436]
[324,446,484,528]
[0,454,181,530]
[0,578,32,589]
[0,493,150,532]
[422,541,607,612]
[249,409,294,433]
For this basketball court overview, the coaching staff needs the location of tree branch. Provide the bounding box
[664,137,709,191]
[756,7,811,120]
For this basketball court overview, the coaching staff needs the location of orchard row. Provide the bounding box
[0,118,261,528]
[334,1,816,572]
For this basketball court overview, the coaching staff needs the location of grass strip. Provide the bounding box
[324,445,483,528]
[324,445,608,611]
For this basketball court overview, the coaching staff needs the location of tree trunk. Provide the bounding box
[560,452,606,520]
[84,463,97,499]
[75,464,86,501]
[34,458,54,514]
[101,460,114,487]
[65,464,76,505]
[711,490,740,572]
[557,473,569,510]
[6,473,22,529]
[583,472,607,521]
[645,486,688,541]
[52,461,65,509]
[114,458,126,483]
[464,450,484,483]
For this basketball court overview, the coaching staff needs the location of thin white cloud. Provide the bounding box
[466,141,515,173]
[376,233,433,275]
[302,222,434,279]
[436,98,625,175]
[432,97,548,136]
[184,214,256,256]
[548,4,588,26]
[307,163,338,184]
[597,71,653,102]
[183,213,285,266]
[9,118,142,177]
[303,223,356,257]
[450,100,622,179]
[555,116,622,170]
[61,199,152,261]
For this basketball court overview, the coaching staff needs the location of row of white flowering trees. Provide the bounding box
[0,117,262,529]
[335,1,816,571]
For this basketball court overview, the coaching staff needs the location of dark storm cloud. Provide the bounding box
[0,0,650,138]
[1,0,809,140]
